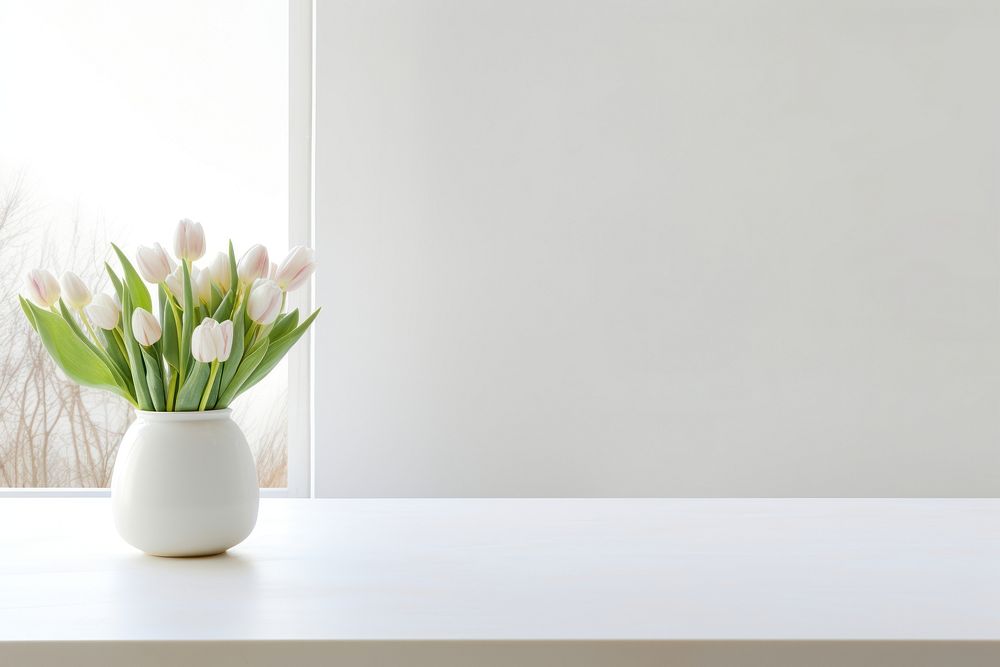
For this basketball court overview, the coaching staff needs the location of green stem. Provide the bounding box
[166,369,178,411]
[81,314,102,347]
[199,360,219,411]
[244,321,258,350]
[232,283,245,314]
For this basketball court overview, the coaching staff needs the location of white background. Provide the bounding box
[314,0,1000,496]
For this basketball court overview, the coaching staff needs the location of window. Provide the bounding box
[0,0,307,492]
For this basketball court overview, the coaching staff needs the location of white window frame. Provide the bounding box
[0,0,316,499]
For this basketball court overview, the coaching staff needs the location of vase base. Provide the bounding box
[144,549,230,558]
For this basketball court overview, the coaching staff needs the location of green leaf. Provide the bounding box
[121,290,154,410]
[105,263,124,301]
[175,360,211,411]
[239,308,320,396]
[212,289,234,322]
[216,338,269,408]
[180,261,194,377]
[19,297,37,331]
[219,299,246,394]
[60,299,102,354]
[21,297,137,406]
[111,243,152,312]
[228,240,239,295]
[101,328,133,391]
[59,300,133,398]
[210,283,223,315]
[270,309,299,341]
[159,285,179,370]
[141,348,166,411]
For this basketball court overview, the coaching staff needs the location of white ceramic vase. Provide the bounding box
[111,409,259,557]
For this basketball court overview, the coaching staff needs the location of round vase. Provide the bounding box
[111,409,259,557]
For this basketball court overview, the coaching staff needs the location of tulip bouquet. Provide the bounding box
[19,220,318,412]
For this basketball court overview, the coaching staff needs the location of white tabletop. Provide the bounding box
[1,498,998,664]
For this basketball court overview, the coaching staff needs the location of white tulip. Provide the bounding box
[60,271,92,309]
[237,244,269,285]
[24,269,60,308]
[173,219,206,262]
[247,278,282,325]
[131,308,161,347]
[86,293,120,330]
[274,246,315,291]
[164,265,184,299]
[166,264,211,304]
[216,319,234,362]
[193,266,212,304]
[208,252,231,291]
[191,318,234,363]
[191,319,217,363]
[136,242,173,283]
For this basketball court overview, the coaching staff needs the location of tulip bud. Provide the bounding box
[237,244,269,284]
[60,271,92,309]
[173,219,206,262]
[208,252,231,291]
[275,246,316,292]
[192,266,212,304]
[136,242,173,283]
[191,318,234,363]
[24,269,61,308]
[247,278,282,325]
[131,307,162,347]
[86,293,120,330]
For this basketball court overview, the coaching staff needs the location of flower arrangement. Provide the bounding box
[19,219,319,412]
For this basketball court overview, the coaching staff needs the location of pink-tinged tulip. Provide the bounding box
[192,266,212,304]
[136,242,173,283]
[173,219,206,262]
[86,293,120,330]
[25,269,60,308]
[60,271,92,309]
[247,278,282,324]
[237,244,269,284]
[274,246,315,291]
[191,318,234,363]
[208,252,231,291]
[268,261,277,280]
[131,308,161,346]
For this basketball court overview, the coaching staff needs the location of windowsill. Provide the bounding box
[1,498,998,665]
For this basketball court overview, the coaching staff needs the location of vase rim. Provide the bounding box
[134,408,233,422]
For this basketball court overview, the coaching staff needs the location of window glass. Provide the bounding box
[0,0,289,487]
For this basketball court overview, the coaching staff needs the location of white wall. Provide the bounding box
[314,0,1000,497]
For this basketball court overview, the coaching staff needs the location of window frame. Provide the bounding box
[0,0,316,499]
